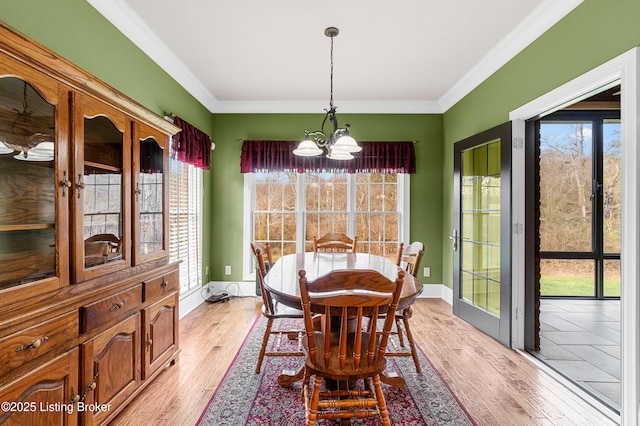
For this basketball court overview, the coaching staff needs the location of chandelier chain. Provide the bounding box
[329,34,334,109]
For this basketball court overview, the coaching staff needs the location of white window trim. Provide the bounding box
[242,172,410,281]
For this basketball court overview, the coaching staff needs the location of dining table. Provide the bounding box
[263,251,423,388]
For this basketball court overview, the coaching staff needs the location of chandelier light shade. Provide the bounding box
[0,81,54,161]
[293,27,361,160]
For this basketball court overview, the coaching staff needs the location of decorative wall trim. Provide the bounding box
[87,0,218,112]
[439,0,583,111]
[87,0,582,115]
[179,286,205,319]
[180,282,453,320]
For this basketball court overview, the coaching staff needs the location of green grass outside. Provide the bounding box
[540,275,620,297]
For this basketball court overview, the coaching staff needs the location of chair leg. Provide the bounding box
[394,314,405,347]
[256,317,274,374]
[401,308,421,374]
[372,374,391,426]
[301,366,310,402]
[306,375,323,426]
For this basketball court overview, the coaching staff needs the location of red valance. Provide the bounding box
[172,116,211,170]
[240,140,416,174]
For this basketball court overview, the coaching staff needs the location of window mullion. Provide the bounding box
[347,174,356,238]
[296,173,306,252]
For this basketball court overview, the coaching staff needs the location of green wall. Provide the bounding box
[0,0,444,289]
[0,0,212,132]
[0,0,214,284]
[441,0,640,288]
[5,0,636,293]
[209,114,444,283]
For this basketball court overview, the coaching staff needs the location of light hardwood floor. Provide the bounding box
[109,297,618,425]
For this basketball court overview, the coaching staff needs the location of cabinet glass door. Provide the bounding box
[0,74,68,296]
[133,122,168,264]
[73,95,130,282]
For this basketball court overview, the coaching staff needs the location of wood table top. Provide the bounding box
[264,252,423,310]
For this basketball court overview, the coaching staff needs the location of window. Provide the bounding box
[244,171,408,279]
[169,157,202,294]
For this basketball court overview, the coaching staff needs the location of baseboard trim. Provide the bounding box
[419,283,453,305]
[179,286,205,319]
[179,281,454,318]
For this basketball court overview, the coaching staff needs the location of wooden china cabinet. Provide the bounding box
[0,22,180,425]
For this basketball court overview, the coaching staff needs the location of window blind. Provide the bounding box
[169,158,202,293]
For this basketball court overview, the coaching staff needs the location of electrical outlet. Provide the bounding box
[225,265,231,275]
[423,267,430,277]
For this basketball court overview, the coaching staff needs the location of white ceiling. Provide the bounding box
[87,0,582,114]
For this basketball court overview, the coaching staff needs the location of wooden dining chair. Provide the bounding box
[312,232,357,252]
[252,246,305,374]
[396,241,424,278]
[298,268,404,426]
[84,233,123,267]
[250,241,273,273]
[384,241,425,373]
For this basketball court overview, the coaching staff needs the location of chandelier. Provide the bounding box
[293,27,361,160]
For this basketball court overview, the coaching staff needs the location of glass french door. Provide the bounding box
[453,122,511,346]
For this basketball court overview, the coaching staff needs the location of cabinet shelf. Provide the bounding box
[85,160,122,173]
[0,223,55,232]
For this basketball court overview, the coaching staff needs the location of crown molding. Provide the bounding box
[87,0,219,112]
[88,0,582,115]
[438,0,583,112]
[212,100,443,114]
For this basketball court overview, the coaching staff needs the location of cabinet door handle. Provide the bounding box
[15,336,49,352]
[109,301,125,311]
[76,174,85,199]
[161,280,168,292]
[146,333,153,350]
[80,373,99,402]
[135,182,142,200]
[70,387,80,404]
[60,171,72,196]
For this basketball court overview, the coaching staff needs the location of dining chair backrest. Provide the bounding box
[299,269,404,373]
[252,247,275,315]
[396,241,424,278]
[312,232,357,253]
[251,241,273,274]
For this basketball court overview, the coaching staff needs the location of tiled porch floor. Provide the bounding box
[534,298,620,411]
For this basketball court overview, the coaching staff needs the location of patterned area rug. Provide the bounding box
[197,315,475,425]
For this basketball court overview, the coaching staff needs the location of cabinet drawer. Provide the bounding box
[143,271,178,302]
[0,311,79,378]
[81,284,142,333]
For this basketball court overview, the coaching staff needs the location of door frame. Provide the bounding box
[509,47,639,425]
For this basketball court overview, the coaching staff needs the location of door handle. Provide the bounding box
[449,229,458,252]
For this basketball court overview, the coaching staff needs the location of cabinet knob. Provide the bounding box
[161,280,168,292]
[61,171,72,196]
[109,301,125,312]
[146,333,153,350]
[15,336,49,352]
